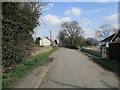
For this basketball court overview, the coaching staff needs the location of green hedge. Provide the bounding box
[2,2,43,67]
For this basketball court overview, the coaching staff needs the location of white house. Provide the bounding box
[39,37,51,47]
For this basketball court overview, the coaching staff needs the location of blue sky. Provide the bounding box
[33,2,118,40]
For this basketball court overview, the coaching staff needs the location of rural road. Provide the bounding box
[40,48,118,88]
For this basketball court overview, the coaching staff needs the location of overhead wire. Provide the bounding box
[40,17,50,32]
[40,17,52,40]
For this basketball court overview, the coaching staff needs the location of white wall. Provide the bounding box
[39,38,51,46]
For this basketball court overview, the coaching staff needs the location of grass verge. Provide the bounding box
[2,47,57,89]
[81,50,119,73]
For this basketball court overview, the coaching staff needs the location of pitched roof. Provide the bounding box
[111,30,120,42]
[100,30,120,42]
[100,33,115,42]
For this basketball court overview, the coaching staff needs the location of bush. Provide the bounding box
[65,44,78,49]
[2,2,44,68]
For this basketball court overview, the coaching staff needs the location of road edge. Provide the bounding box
[34,48,58,88]
[33,66,49,88]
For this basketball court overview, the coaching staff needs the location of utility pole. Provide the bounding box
[50,30,52,41]
[40,17,52,41]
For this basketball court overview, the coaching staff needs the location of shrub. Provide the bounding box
[2,2,44,68]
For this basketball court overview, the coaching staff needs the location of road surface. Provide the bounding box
[40,48,118,88]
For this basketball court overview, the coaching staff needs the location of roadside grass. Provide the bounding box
[2,48,57,89]
[81,50,119,73]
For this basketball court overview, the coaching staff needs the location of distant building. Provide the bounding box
[39,37,51,47]
[35,37,41,45]
[51,40,58,47]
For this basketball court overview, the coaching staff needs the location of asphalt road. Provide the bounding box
[41,48,118,88]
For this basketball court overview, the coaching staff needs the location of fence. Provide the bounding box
[81,48,102,57]
[109,43,120,61]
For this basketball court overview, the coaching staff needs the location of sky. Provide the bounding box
[33,1,118,41]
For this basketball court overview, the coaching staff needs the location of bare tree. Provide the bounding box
[58,30,66,45]
[58,21,84,48]
[95,24,118,40]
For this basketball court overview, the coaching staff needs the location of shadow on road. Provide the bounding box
[49,79,82,88]
[99,80,117,88]
[84,55,118,77]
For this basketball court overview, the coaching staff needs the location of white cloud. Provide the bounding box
[104,13,120,30]
[81,18,91,26]
[113,24,120,29]
[34,14,72,40]
[64,8,81,17]
[113,24,118,28]
[62,17,72,22]
[84,28,95,38]
[42,14,61,25]
[42,14,72,26]
[105,14,118,22]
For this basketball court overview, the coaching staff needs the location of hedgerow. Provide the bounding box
[2,2,44,68]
